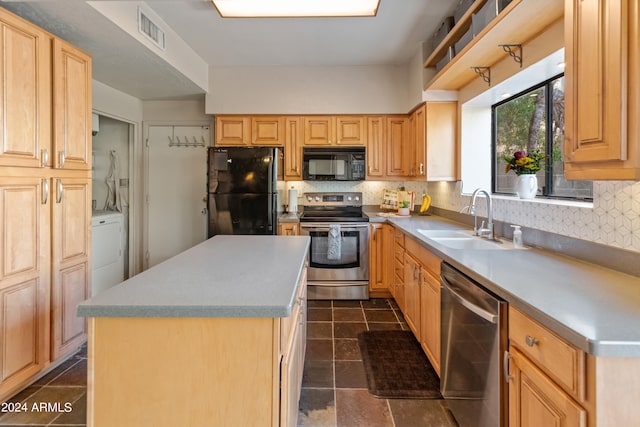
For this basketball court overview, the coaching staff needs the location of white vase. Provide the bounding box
[516,174,538,199]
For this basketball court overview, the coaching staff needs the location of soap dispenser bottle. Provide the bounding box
[511,225,523,248]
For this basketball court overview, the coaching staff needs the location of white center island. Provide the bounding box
[78,235,310,427]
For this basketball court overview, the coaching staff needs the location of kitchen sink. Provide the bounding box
[417,229,518,250]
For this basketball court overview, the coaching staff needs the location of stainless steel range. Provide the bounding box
[299,192,369,300]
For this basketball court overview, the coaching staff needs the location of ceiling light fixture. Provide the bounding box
[211,0,380,18]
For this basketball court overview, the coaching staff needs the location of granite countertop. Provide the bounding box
[367,209,640,358]
[77,235,310,319]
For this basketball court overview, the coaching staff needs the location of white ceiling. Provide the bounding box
[0,0,456,100]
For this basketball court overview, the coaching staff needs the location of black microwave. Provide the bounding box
[302,147,366,181]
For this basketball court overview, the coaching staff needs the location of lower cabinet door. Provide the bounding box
[508,347,586,427]
[281,318,303,427]
[51,178,90,360]
[0,177,50,400]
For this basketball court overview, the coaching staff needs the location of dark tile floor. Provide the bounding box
[0,298,457,427]
[0,345,87,426]
[299,298,458,427]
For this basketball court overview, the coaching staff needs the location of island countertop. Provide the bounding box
[78,235,310,318]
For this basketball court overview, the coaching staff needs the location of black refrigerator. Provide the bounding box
[207,146,282,238]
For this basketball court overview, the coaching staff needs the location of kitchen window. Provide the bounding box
[492,75,593,200]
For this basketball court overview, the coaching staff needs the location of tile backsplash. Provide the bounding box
[286,179,640,254]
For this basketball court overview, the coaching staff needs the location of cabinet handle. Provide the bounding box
[41,179,49,204]
[413,266,419,281]
[369,166,372,174]
[59,150,66,168]
[419,163,424,175]
[372,227,377,241]
[503,351,514,382]
[41,149,49,167]
[525,335,539,347]
[56,179,63,203]
[328,140,332,145]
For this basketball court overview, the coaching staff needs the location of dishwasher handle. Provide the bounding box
[443,276,499,324]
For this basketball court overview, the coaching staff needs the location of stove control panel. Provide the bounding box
[303,192,363,207]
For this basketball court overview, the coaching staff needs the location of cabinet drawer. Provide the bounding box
[405,236,441,277]
[394,229,405,247]
[509,307,585,401]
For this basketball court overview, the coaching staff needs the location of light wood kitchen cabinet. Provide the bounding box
[507,309,640,427]
[369,223,392,297]
[366,116,386,178]
[280,271,306,427]
[420,265,440,375]
[87,268,308,427]
[278,223,300,236]
[403,252,421,338]
[284,117,303,179]
[407,102,457,181]
[507,307,587,427]
[0,10,51,169]
[392,228,405,310]
[564,0,640,180]
[409,105,424,178]
[51,178,91,360]
[424,102,457,181]
[404,235,442,374]
[0,7,92,402]
[252,116,285,146]
[303,116,335,146]
[0,177,51,399]
[508,346,586,427]
[52,38,92,171]
[215,116,251,146]
[335,116,365,146]
[215,116,285,147]
[386,116,410,177]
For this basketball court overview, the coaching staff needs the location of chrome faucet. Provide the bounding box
[469,188,494,240]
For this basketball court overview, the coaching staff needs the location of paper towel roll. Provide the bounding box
[288,188,298,213]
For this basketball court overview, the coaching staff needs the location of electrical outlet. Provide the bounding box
[119,178,129,188]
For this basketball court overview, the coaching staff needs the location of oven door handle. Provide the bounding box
[443,277,498,324]
[300,223,369,230]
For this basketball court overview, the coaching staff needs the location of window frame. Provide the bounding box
[491,73,593,202]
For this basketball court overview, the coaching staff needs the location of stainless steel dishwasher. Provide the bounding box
[440,262,508,427]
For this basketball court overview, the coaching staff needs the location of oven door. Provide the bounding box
[299,222,369,282]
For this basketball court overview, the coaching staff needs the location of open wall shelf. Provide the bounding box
[423,0,564,91]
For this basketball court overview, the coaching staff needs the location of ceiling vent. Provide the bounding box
[138,7,166,50]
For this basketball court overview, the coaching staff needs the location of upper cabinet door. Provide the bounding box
[564,0,640,179]
[284,117,303,179]
[0,10,51,169]
[385,116,409,177]
[303,117,335,145]
[366,116,386,178]
[252,116,284,146]
[335,116,365,146]
[215,116,250,146]
[52,38,92,171]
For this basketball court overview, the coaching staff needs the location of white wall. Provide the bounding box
[143,98,211,122]
[206,64,410,114]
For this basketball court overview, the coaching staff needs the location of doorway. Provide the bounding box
[91,114,134,292]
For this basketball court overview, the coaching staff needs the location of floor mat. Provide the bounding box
[358,330,442,399]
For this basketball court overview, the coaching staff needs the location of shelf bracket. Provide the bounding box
[499,44,523,68]
[470,67,491,86]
